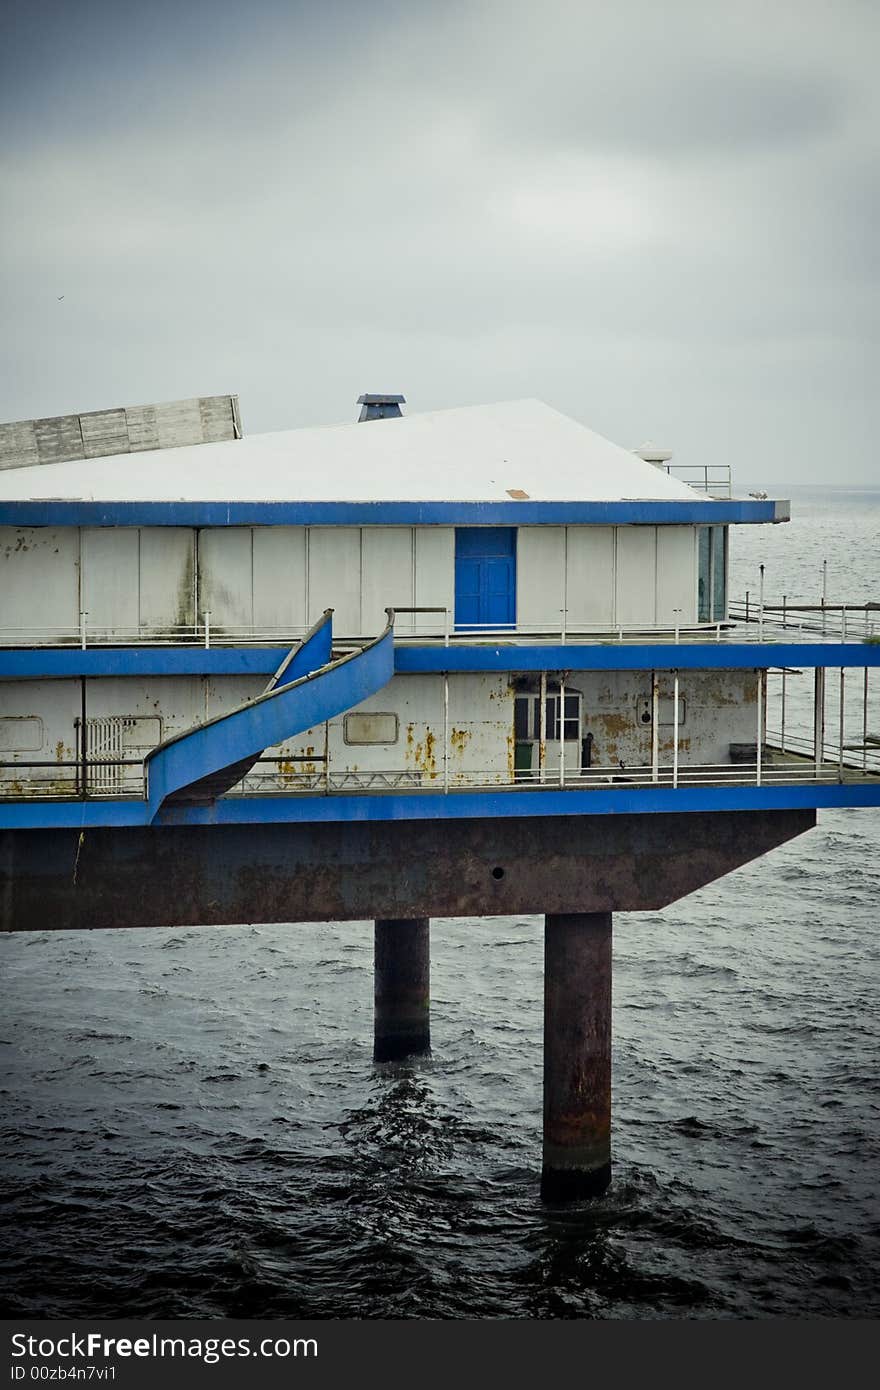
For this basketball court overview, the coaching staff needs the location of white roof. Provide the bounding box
[0,399,700,504]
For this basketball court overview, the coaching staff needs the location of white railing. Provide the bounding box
[2,597,879,649]
[729,600,880,644]
[8,743,877,803]
[657,461,732,498]
[4,616,877,649]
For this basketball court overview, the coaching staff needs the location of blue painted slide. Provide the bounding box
[145,610,394,821]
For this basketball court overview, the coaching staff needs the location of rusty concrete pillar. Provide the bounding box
[542,911,612,1200]
[374,918,430,1061]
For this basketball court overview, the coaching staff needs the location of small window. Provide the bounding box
[513,692,582,740]
[343,712,399,745]
[698,525,727,622]
[0,716,44,752]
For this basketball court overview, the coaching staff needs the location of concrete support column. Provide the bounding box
[373,918,430,1061]
[542,911,612,1200]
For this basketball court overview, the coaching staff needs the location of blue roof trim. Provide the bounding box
[394,642,880,673]
[1,780,878,830]
[0,498,787,527]
[2,639,878,681]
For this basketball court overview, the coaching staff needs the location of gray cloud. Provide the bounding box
[1,0,877,483]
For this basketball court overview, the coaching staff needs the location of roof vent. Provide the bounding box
[357,393,405,422]
[633,440,673,467]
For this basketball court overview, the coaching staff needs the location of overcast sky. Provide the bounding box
[1,0,877,484]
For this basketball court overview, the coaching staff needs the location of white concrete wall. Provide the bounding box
[1,668,761,797]
[517,525,698,630]
[0,522,701,639]
[0,528,81,638]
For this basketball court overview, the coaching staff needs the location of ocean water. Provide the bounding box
[1,487,878,1319]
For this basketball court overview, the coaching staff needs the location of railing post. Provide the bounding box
[444,608,450,648]
[756,669,764,787]
[79,610,88,650]
[539,671,547,785]
[782,595,787,630]
[204,610,211,649]
[443,674,449,793]
[842,605,847,641]
[324,720,331,793]
[864,668,869,772]
[814,668,825,778]
[672,671,680,788]
[651,673,659,783]
[559,677,566,786]
[745,590,750,623]
[758,564,765,643]
[781,668,787,754]
[838,668,845,782]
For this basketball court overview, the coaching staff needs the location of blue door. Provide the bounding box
[454,529,517,629]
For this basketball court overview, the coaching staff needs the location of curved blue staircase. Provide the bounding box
[145,610,394,821]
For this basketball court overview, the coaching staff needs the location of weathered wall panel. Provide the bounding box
[566,527,615,627]
[253,527,307,630]
[517,527,565,630]
[0,527,80,636]
[139,529,195,631]
[308,528,361,633]
[656,526,697,625]
[616,527,657,626]
[198,529,254,631]
[414,527,454,633]
[362,528,413,633]
[81,528,139,634]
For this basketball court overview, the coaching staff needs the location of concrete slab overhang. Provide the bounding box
[1,808,815,930]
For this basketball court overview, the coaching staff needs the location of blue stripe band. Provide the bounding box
[1,781,878,830]
[2,640,878,680]
[0,498,787,527]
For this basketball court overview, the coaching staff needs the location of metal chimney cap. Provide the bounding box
[356,393,406,422]
[633,440,673,463]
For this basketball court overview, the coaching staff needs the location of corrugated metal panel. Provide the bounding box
[0,395,241,471]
